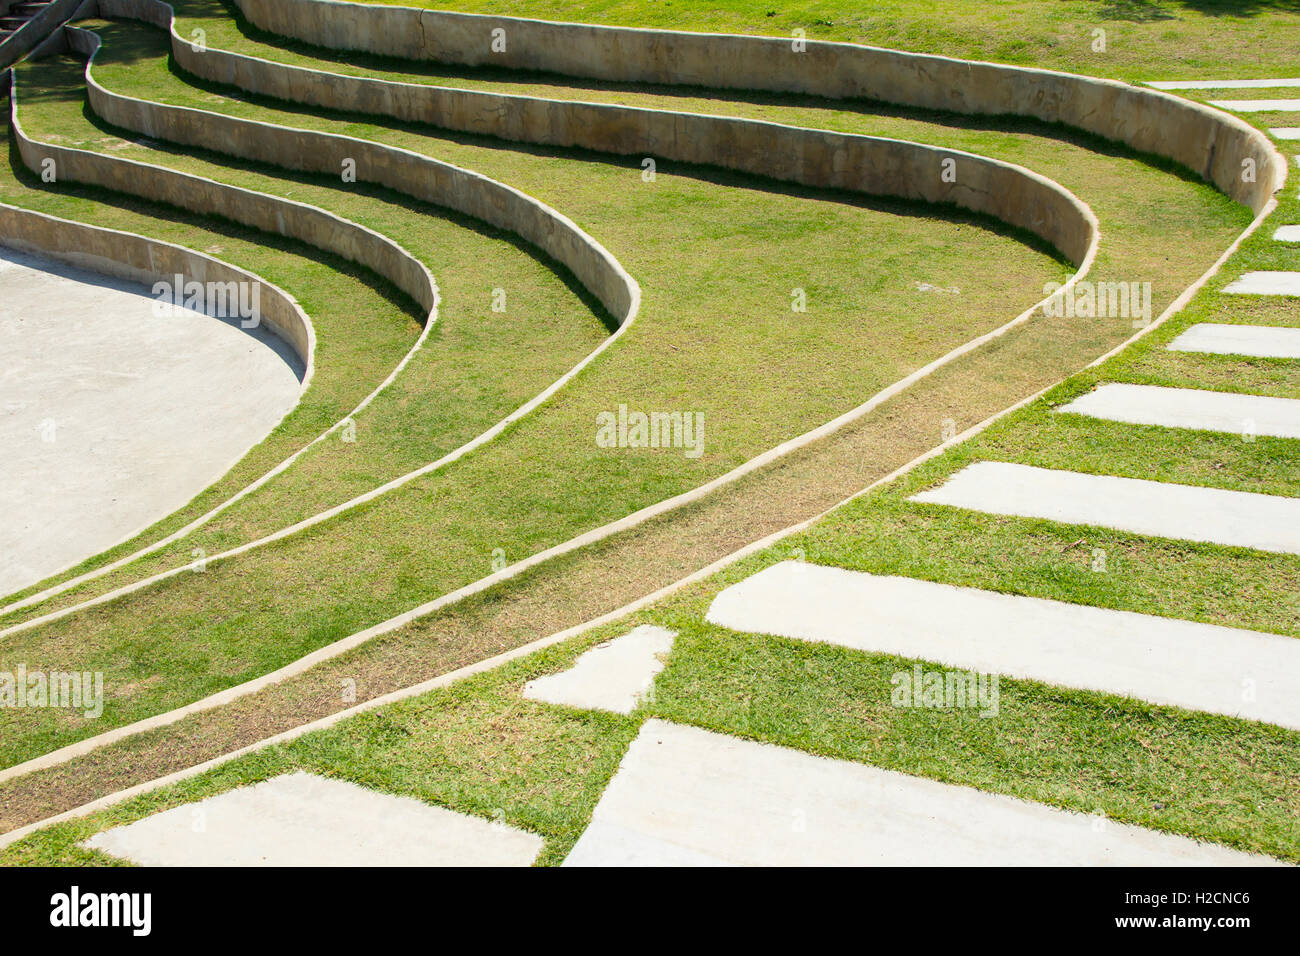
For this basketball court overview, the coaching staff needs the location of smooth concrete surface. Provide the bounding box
[1275,225,1300,242]
[909,461,1300,555]
[84,771,543,866]
[523,625,675,715]
[1211,99,1300,112]
[0,246,301,595]
[233,0,1286,213]
[1223,271,1300,296]
[1149,78,1300,90]
[1057,382,1300,439]
[705,562,1300,729]
[562,720,1273,866]
[1167,322,1300,358]
[1270,128,1300,139]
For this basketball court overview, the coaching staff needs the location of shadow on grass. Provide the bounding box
[3,107,429,330]
[1102,0,1300,19]
[76,15,1078,267]
[164,0,1216,197]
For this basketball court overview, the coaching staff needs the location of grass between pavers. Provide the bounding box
[375,0,1300,83]
[761,179,1300,641]
[8,50,610,558]
[0,9,1249,618]
[0,15,1093,765]
[11,192,1299,865]
[5,595,1297,866]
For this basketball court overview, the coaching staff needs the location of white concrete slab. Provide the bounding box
[523,625,675,714]
[1167,322,1300,359]
[909,461,1300,555]
[1057,382,1300,439]
[1148,79,1300,90]
[1223,271,1300,296]
[1270,128,1300,139]
[1274,225,1300,242]
[0,247,303,597]
[705,561,1300,730]
[1210,99,1300,112]
[84,772,542,867]
[563,720,1274,866]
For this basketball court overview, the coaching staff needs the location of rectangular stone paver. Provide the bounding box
[1223,272,1300,296]
[1210,99,1300,111]
[563,721,1275,866]
[705,561,1300,730]
[909,461,1300,555]
[1275,226,1300,242]
[1148,79,1300,90]
[523,624,675,714]
[1167,323,1300,358]
[1269,128,1300,139]
[1057,382,1300,439]
[84,772,543,866]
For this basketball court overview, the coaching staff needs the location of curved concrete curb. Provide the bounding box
[0,3,1098,623]
[0,19,640,621]
[0,208,313,377]
[93,0,637,320]
[0,21,643,616]
[0,147,316,373]
[152,0,1098,264]
[237,0,1284,214]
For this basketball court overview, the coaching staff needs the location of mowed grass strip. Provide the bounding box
[0,18,1071,767]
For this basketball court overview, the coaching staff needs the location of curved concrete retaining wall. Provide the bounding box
[90,0,639,324]
[42,27,437,319]
[2,74,315,373]
[0,18,642,620]
[124,0,1098,266]
[236,0,1285,213]
[0,201,316,371]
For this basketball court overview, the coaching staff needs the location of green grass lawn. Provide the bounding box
[377,0,1300,82]
[6,570,1298,865]
[7,154,1294,866]
[1,0,1295,861]
[0,7,1251,770]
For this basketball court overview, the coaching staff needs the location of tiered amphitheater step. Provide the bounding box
[1,0,54,33]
